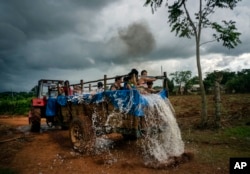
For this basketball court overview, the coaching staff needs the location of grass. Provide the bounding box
[169,93,250,173]
[224,126,250,139]
[180,126,250,173]
[0,93,249,173]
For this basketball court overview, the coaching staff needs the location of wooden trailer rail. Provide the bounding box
[68,72,168,94]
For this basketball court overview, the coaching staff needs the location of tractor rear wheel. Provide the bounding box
[30,107,41,132]
[69,115,94,153]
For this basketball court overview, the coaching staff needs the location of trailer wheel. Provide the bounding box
[30,107,41,132]
[69,116,94,153]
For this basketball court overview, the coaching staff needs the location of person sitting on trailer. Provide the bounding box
[73,85,82,95]
[123,69,138,90]
[146,81,159,94]
[110,76,123,90]
[63,80,73,96]
[138,70,156,88]
[96,81,104,93]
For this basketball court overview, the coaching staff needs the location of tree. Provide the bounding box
[203,69,236,93]
[236,69,250,93]
[144,0,241,127]
[166,77,174,93]
[186,75,199,92]
[168,78,174,93]
[170,70,192,94]
[225,69,250,93]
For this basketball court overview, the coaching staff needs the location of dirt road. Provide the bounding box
[0,116,228,174]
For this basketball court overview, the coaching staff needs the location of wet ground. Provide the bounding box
[0,116,226,174]
[0,117,198,174]
[2,93,249,174]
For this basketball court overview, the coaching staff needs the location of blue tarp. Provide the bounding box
[46,89,167,117]
[57,95,67,106]
[109,89,167,116]
[46,98,57,116]
[104,90,147,116]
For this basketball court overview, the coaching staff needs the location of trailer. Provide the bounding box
[29,72,184,160]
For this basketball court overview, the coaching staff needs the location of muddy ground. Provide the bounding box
[0,94,249,174]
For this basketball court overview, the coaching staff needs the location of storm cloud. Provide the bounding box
[0,0,249,92]
[118,21,155,56]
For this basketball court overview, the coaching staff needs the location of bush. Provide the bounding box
[0,98,31,115]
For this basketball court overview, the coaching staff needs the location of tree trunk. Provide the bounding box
[196,47,208,127]
[196,0,208,127]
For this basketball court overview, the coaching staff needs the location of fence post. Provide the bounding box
[104,75,107,91]
[214,71,223,128]
[80,79,83,94]
[89,84,91,92]
[163,72,168,90]
[163,72,169,97]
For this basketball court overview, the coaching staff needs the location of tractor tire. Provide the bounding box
[30,107,41,132]
[69,115,94,153]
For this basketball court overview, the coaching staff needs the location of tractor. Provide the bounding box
[28,73,185,162]
[29,79,67,132]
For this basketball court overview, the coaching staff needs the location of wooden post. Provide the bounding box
[57,83,60,95]
[89,83,91,92]
[65,81,70,96]
[162,72,169,97]
[80,79,83,94]
[214,71,223,128]
[104,75,107,91]
[163,72,169,89]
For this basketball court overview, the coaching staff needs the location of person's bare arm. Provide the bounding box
[144,77,156,82]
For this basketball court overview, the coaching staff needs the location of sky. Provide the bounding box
[0,0,249,92]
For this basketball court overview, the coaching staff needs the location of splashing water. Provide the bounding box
[140,94,184,163]
[87,90,184,164]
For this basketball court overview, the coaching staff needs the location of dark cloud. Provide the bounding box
[0,0,115,42]
[204,40,249,56]
[71,0,114,9]
[118,21,155,56]
[0,23,26,50]
[0,0,115,92]
[0,0,249,92]
[1,1,69,39]
[86,21,157,66]
[150,41,196,60]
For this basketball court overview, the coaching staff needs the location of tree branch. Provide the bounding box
[199,39,217,46]
[183,1,196,35]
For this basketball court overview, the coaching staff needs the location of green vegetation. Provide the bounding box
[0,92,34,115]
[167,69,250,94]
[204,69,250,94]
[224,126,250,139]
[170,93,250,172]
